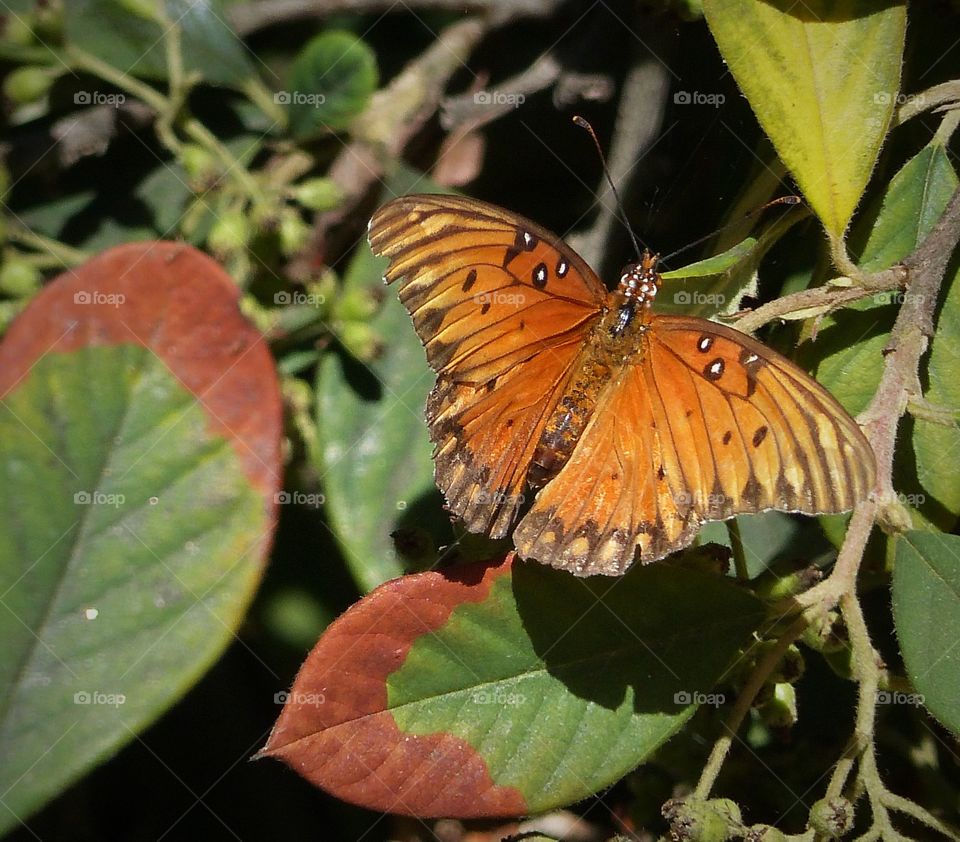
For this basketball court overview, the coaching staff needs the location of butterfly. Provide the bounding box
[368,194,876,576]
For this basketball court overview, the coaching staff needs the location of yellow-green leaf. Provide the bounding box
[704,0,906,235]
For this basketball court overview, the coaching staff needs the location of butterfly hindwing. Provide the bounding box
[428,338,585,537]
[369,194,607,384]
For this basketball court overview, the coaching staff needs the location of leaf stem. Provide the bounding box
[693,614,808,799]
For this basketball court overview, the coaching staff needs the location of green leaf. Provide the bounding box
[893,532,960,736]
[262,556,764,816]
[659,207,803,318]
[64,0,254,88]
[815,141,958,419]
[284,30,378,137]
[697,511,831,579]
[315,173,452,591]
[704,0,906,235]
[0,243,281,832]
[908,146,960,522]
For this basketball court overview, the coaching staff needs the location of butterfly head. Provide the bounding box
[617,250,661,309]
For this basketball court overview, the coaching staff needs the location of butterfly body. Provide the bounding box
[369,194,875,576]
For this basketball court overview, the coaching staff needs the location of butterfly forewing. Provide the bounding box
[649,316,875,514]
[369,194,607,384]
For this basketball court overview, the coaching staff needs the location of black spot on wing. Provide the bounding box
[461,268,478,292]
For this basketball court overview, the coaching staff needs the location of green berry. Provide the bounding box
[291,178,344,212]
[0,259,40,296]
[208,210,252,256]
[4,66,54,105]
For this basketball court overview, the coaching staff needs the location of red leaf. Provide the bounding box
[259,555,527,817]
[0,242,282,507]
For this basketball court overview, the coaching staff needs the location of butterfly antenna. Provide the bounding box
[573,115,645,262]
[660,195,802,265]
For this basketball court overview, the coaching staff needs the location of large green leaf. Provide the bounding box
[0,243,281,833]
[64,0,254,88]
[704,0,906,235]
[262,556,764,816]
[892,532,960,736]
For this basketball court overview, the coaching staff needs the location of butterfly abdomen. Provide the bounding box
[528,299,649,489]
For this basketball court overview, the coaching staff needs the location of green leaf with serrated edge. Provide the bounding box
[285,30,378,137]
[315,170,454,591]
[704,0,905,235]
[0,243,281,834]
[893,532,960,736]
[261,556,764,817]
[64,0,253,88]
[659,207,803,318]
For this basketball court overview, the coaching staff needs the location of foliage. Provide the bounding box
[0,1,959,840]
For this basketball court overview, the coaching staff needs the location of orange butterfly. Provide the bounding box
[368,194,875,576]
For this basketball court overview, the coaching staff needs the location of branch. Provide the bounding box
[286,17,488,278]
